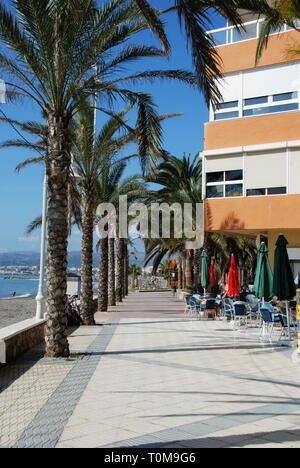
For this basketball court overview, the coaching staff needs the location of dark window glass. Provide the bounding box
[225,184,243,198]
[273,92,298,102]
[214,111,239,121]
[225,170,243,182]
[247,188,266,197]
[243,103,298,117]
[218,101,238,110]
[206,172,224,183]
[244,96,268,106]
[267,187,287,195]
[206,185,224,199]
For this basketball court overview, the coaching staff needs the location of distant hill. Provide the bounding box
[0,251,84,268]
[0,244,146,268]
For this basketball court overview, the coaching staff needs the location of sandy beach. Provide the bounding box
[0,298,36,329]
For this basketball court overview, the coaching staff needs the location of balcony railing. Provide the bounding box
[208,19,296,47]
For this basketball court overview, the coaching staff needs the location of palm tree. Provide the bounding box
[129,264,142,289]
[145,155,257,287]
[0,1,197,356]
[96,162,147,311]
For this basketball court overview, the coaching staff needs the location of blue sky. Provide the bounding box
[0,1,225,253]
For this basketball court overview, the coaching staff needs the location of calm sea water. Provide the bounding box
[0,276,40,299]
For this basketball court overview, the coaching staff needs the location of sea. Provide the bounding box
[0,275,41,299]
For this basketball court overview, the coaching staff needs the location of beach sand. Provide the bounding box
[0,298,36,329]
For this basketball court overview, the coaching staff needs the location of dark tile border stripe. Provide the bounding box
[15,322,118,449]
[103,401,300,448]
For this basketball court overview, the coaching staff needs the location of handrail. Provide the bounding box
[207,18,262,35]
[207,19,293,46]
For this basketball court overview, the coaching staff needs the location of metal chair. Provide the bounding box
[221,298,235,321]
[199,298,216,321]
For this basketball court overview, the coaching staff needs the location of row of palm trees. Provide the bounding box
[0,0,281,357]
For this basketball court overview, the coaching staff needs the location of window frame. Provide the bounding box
[206,170,244,199]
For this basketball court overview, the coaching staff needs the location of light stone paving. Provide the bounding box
[1,292,300,448]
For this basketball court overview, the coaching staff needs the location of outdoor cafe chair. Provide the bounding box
[232,301,249,328]
[184,295,200,319]
[259,303,292,343]
[199,298,216,321]
[221,298,235,321]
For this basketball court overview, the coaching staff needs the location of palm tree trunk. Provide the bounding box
[116,237,124,302]
[178,258,183,289]
[193,249,200,285]
[185,250,193,288]
[123,240,129,297]
[108,238,116,307]
[80,189,95,325]
[45,112,70,358]
[98,237,108,312]
[182,255,187,289]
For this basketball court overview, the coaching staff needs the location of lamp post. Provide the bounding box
[36,172,48,320]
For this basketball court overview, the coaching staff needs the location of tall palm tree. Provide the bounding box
[0,0,196,356]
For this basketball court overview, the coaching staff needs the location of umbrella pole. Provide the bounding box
[286,300,291,341]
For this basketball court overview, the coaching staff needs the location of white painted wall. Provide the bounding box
[212,61,300,120]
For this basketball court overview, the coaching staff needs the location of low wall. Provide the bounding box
[0,319,46,364]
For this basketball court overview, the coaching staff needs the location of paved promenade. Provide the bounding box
[1,292,300,448]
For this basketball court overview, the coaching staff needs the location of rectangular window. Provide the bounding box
[206,172,224,183]
[225,184,243,198]
[225,170,243,182]
[207,185,224,199]
[214,111,239,121]
[247,188,266,197]
[273,92,298,102]
[232,23,257,43]
[267,187,287,195]
[244,96,268,106]
[247,187,287,196]
[243,103,298,117]
[218,101,238,110]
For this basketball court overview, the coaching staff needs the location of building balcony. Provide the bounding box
[204,110,300,151]
[204,194,300,234]
[208,19,295,48]
[207,21,300,74]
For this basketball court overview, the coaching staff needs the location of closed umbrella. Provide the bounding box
[209,261,217,287]
[273,235,296,340]
[227,254,240,298]
[201,250,209,297]
[253,242,273,302]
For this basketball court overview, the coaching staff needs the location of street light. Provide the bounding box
[36,172,47,320]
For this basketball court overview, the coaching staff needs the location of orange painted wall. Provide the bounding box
[218,30,300,74]
[205,195,300,233]
[204,111,300,150]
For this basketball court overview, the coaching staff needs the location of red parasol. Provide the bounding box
[209,262,217,287]
[227,255,240,297]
